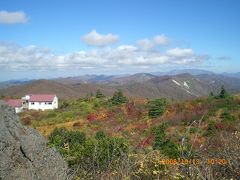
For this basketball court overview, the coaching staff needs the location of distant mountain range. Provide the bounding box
[1,69,240,101]
[152,69,215,76]
[0,80,33,90]
[221,72,240,79]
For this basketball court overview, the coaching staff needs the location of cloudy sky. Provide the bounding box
[0,0,240,81]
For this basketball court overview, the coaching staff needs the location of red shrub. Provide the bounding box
[115,126,123,132]
[135,123,148,131]
[126,102,134,115]
[138,136,154,148]
[215,122,224,130]
[87,113,96,122]
[92,127,100,131]
[107,111,115,119]
[215,122,237,132]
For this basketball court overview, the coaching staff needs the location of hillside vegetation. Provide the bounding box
[15,88,240,179]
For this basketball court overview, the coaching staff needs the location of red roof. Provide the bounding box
[5,99,22,107]
[28,94,56,102]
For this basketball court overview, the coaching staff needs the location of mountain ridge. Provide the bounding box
[1,73,240,101]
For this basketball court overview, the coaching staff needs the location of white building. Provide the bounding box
[4,99,23,113]
[22,94,58,111]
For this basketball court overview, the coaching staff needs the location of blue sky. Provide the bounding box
[0,0,240,81]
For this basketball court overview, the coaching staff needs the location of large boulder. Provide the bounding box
[0,101,68,180]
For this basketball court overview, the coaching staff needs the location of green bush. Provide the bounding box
[48,128,129,169]
[86,135,128,168]
[93,99,101,108]
[59,101,70,109]
[62,111,76,120]
[152,123,179,158]
[48,127,86,147]
[221,110,236,123]
[95,131,106,139]
[46,111,57,118]
[48,127,69,147]
[79,101,92,115]
[189,127,198,133]
[205,121,216,136]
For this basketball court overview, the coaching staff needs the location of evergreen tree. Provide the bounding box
[209,91,214,96]
[208,91,215,98]
[90,91,94,97]
[96,89,105,98]
[110,89,128,105]
[148,98,167,118]
[218,85,228,99]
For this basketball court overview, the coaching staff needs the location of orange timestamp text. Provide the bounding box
[159,159,200,165]
[207,158,228,165]
[158,158,228,165]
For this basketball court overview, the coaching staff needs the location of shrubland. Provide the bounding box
[17,88,240,179]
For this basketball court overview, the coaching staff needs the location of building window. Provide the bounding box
[48,102,52,105]
[31,102,34,105]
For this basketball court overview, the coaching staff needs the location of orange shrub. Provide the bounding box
[21,116,31,125]
[73,121,81,128]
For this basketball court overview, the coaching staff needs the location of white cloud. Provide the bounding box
[137,34,169,50]
[81,30,119,46]
[153,34,168,45]
[137,39,154,50]
[117,45,137,51]
[0,40,208,73]
[167,48,193,57]
[0,10,28,24]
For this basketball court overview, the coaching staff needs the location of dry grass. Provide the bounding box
[36,119,85,137]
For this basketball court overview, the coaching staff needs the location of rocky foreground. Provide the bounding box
[0,101,68,180]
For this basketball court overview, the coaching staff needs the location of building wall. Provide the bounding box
[21,96,30,109]
[53,96,58,109]
[15,107,23,113]
[28,96,58,111]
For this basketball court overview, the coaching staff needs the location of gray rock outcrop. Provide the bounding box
[0,101,68,180]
